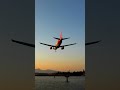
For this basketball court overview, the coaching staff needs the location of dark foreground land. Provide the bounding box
[35,76,85,90]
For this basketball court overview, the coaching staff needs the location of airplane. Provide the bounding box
[11,33,101,48]
[39,32,76,50]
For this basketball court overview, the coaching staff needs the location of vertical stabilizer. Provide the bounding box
[60,32,62,39]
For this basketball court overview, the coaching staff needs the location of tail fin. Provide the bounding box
[60,32,70,40]
[60,32,62,39]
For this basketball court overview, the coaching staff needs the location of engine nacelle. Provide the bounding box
[61,46,64,50]
[50,46,52,49]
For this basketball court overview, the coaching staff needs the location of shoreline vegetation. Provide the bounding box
[35,70,85,76]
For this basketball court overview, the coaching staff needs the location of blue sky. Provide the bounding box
[35,0,85,71]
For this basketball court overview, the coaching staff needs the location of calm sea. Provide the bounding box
[35,76,85,90]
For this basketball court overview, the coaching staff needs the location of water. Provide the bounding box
[35,76,85,90]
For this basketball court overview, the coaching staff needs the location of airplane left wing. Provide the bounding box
[11,39,35,48]
[40,42,55,47]
[60,43,77,47]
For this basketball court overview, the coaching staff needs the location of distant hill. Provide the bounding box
[35,69,58,73]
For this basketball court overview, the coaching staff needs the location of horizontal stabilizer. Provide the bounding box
[62,37,70,40]
[53,37,60,40]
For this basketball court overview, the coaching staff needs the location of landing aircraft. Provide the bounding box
[11,33,101,48]
[40,32,76,50]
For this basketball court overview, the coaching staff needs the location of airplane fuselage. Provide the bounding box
[54,39,62,50]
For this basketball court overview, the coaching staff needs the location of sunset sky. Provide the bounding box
[35,0,85,72]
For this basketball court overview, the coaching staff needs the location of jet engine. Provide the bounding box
[50,46,52,49]
[61,46,64,50]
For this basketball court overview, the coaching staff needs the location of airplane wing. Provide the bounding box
[40,42,56,47]
[12,39,101,48]
[60,43,77,47]
[85,40,101,46]
[11,39,35,48]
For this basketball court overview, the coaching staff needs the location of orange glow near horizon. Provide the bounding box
[35,53,85,72]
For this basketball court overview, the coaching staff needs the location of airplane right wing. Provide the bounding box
[85,40,101,46]
[60,43,77,47]
[40,42,55,47]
